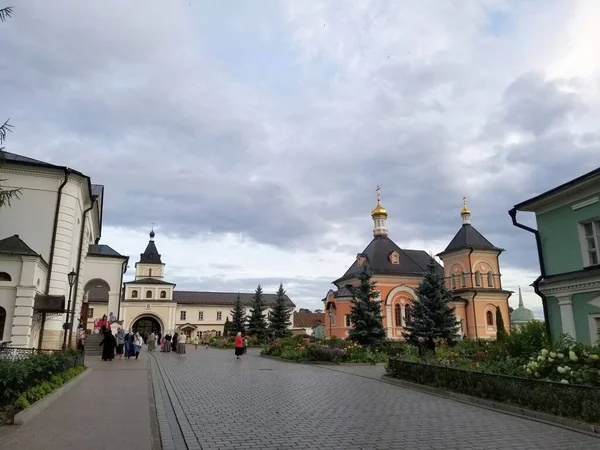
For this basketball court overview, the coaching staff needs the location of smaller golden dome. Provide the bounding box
[461,196,471,216]
[371,200,388,217]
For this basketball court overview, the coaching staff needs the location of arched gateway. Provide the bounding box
[131,315,162,336]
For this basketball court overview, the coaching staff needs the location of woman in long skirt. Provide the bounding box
[176,333,187,357]
[234,332,244,359]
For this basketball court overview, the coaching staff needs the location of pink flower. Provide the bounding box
[417,337,425,343]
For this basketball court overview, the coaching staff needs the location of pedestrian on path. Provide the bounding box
[192,335,199,349]
[164,332,171,352]
[147,332,156,352]
[76,324,86,355]
[171,332,179,353]
[176,333,187,357]
[99,328,116,361]
[134,332,143,360]
[115,327,125,359]
[124,330,135,359]
[234,332,244,359]
[243,336,248,354]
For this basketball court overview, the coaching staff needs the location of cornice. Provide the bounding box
[540,279,600,296]
[1,165,65,179]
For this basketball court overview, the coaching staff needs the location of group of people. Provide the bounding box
[156,331,187,357]
[99,327,144,361]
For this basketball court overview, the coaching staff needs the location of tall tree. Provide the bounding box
[230,293,246,335]
[223,316,231,337]
[347,264,386,348]
[495,306,507,341]
[0,8,20,208]
[268,283,292,338]
[403,259,459,345]
[247,284,268,340]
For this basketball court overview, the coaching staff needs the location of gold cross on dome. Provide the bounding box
[376,185,381,203]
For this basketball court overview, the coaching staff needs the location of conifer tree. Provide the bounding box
[495,306,507,341]
[223,316,231,337]
[268,283,292,338]
[230,293,246,335]
[347,264,386,348]
[403,258,459,345]
[247,284,268,340]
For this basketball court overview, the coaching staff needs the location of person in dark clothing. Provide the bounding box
[164,333,171,352]
[171,333,179,352]
[99,329,116,361]
[124,331,135,359]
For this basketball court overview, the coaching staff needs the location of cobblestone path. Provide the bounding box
[149,347,599,450]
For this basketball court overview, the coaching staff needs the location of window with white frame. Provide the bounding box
[345,315,352,327]
[582,220,600,266]
[180,311,186,320]
[198,311,204,321]
[217,311,222,321]
[88,308,94,318]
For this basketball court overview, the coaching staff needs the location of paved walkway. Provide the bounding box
[0,352,156,450]
[149,347,600,450]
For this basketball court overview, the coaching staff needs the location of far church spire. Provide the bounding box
[461,196,471,225]
[371,185,388,237]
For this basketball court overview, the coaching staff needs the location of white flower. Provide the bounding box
[557,366,566,374]
[549,352,557,358]
[526,368,532,374]
[557,353,564,359]
[560,379,569,384]
[569,351,578,362]
[534,371,540,378]
[541,349,549,357]
[590,354,599,360]
[548,357,554,363]
[537,355,545,361]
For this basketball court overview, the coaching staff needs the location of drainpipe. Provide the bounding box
[467,248,478,339]
[508,208,551,339]
[117,258,128,321]
[67,198,95,346]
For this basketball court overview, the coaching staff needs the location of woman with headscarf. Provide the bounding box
[171,332,179,353]
[176,333,187,357]
[124,330,135,359]
[115,327,125,359]
[134,332,143,360]
[99,328,116,361]
[234,332,244,359]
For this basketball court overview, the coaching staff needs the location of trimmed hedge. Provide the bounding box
[386,358,600,424]
[0,350,83,407]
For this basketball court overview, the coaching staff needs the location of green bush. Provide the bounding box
[20,365,86,408]
[387,358,600,423]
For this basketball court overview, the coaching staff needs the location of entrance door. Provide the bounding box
[132,317,161,338]
[80,303,89,331]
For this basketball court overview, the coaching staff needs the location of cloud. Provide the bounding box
[3,1,600,311]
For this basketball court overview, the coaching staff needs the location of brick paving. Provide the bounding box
[150,346,600,450]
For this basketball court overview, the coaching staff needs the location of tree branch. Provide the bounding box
[0,6,13,22]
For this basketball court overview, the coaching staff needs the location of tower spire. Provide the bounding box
[461,196,471,225]
[371,185,388,237]
[149,222,156,241]
[518,285,524,309]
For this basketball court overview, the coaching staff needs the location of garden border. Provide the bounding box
[381,375,600,438]
[12,367,90,426]
[259,353,386,366]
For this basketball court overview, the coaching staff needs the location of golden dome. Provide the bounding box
[461,196,471,216]
[371,200,388,217]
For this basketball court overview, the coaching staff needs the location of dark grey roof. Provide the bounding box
[173,291,295,308]
[138,240,162,264]
[91,184,104,196]
[2,151,60,167]
[88,244,126,259]
[124,277,176,285]
[437,224,502,256]
[0,234,41,258]
[334,235,442,284]
[333,286,353,298]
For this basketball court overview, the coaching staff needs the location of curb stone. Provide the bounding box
[258,353,386,366]
[380,375,600,438]
[13,368,91,426]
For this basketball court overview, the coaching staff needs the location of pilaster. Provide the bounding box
[10,286,36,347]
[557,294,577,339]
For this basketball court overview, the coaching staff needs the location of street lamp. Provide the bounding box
[62,269,77,350]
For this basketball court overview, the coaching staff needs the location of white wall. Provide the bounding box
[83,256,125,320]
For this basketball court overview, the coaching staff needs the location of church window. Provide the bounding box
[461,273,466,288]
[486,310,494,326]
[487,272,494,288]
[451,275,456,289]
[88,308,94,318]
[404,305,412,325]
[475,271,482,287]
[180,311,186,320]
[345,315,352,327]
[394,304,402,327]
[217,311,222,321]
[149,269,152,277]
[582,219,600,266]
[216,331,222,337]
[160,290,166,299]
[329,309,336,326]
[131,290,138,298]
[146,290,152,299]
[199,311,204,321]
[0,272,11,282]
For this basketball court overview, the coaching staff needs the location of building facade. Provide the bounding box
[0,152,127,349]
[511,166,600,344]
[120,231,295,338]
[323,192,511,340]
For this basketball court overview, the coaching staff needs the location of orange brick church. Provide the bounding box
[323,189,511,340]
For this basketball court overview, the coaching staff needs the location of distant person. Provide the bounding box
[147,332,156,352]
[115,327,125,360]
[124,330,135,359]
[171,332,179,353]
[134,332,143,360]
[76,324,86,354]
[243,336,248,354]
[234,332,244,360]
[164,332,172,352]
[192,335,199,350]
[99,328,116,361]
[176,333,187,357]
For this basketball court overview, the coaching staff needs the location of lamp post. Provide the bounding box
[62,269,77,350]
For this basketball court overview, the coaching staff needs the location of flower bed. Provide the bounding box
[386,358,600,424]
[209,336,262,349]
[261,336,388,364]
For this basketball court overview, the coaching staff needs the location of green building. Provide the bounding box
[510,167,600,345]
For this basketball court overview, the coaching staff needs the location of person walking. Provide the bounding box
[192,335,199,349]
[115,327,125,360]
[99,328,116,361]
[234,332,244,360]
[243,336,248,355]
[176,333,187,357]
[164,332,171,353]
[76,324,86,355]
[134,332,143,360]
[171,332,179,353]
[147,332,156,352]
[125,330,135,359]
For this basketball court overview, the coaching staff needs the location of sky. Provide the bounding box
[2,0,600,316]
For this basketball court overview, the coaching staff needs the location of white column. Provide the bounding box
[385,304,392,338]
[11,286,36,348]
[557,295,577,339]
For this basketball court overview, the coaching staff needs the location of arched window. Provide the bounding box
[149,269,152,277]
[461,273,466,288]
[0,306,5,340]
[394,304,402,327]
[0,272,11,282]
[487,272,494,288]
[146,290,152,299]
[475,271,482,287]
[486,310,494,326]
[131,290,138,298]
[404,304,412,325]
[160,290,166,299]
[451,275,456,289]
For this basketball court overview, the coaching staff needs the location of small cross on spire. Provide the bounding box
[151,221,155,231]
[376,185,381,203]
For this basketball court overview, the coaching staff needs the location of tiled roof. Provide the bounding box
[124,277,176,285]
[334,235,442,284]
[173,291,295,308]
[139,240,162,264]
[2,151,61,168]
[438,224,502,256]
[88,244,126,258]
[0,234,40,258]
[333,286,353,298]
[293,312,325,328]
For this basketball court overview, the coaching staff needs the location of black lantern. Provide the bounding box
[67,269,77,287]
[62,268,78,349]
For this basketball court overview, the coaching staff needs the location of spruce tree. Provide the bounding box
[268,283,292,338]
[347,264,386,348]
[230,293,246,335]
[247,284,268,340]
[223,316,231,337]
[403,258,459,345]
[495,306,507,340]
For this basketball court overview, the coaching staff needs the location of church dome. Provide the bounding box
[371,200,387,217]
[149,230,155,239]
[511,306,535,323]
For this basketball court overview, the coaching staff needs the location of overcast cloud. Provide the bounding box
[2,0,600,315]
